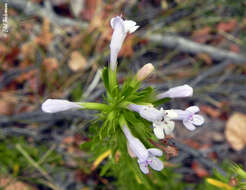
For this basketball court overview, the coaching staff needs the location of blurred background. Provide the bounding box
[0,0,246,189]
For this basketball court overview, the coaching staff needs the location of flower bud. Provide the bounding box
[41,99,83,113]
[136,63,154,81]
[156,84,193,99]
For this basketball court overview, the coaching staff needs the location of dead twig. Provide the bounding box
[0,110,92,127]
[146,34,246,63]
[8,0,88,28]
[190,60,231,86]
[0,66,36,90]
[166,138,227,176]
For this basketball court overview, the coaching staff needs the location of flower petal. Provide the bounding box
[139,162,149,174]
[123,20,139,33]
[110,16,123,29]
[157,84,193,99]
[149,157,164,171]
[139,106,164,122]
[164,120,175,135]
[164,110,178,119]
[153,126,165,139]
[129,25,139,33]
[123,20,136,29]
[41,99,82,113]
[148,148,163,157]
[183,121,196,131]
[186,106,199,113]
[191,114,204,125]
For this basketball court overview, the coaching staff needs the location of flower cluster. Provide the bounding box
[41,16,204,175]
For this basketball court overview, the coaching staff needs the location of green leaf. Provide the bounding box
[102,67,110,93]
[153,97,171,106]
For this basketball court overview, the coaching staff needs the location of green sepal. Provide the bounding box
[153,97,171,106]
[79,102,109,110]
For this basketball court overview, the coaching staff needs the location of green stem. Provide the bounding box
[119,115,127,129]
[108,68,117,91]
[16,144,54,184]
[118,101,132,109]
[79,102,109,110]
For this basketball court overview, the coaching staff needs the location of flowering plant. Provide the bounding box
[41,16,204,188]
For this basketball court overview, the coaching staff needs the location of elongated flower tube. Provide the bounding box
[122,125,164,174]
[165,106,204,131]
[110,16,139,71]
[122,125,148,160]
[156,84,193,99]
[128,104,164,122]
[41,99,83,113]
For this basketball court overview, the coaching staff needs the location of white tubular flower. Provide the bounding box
[128,104,177,139]
[128,104,164,122]
[166,106,204,131]
[156,84,193,99]
[122,125,148,160]
[152,109,177,139]
[123,125,164,174]
[110,16,139,70]
[41,99,83,113]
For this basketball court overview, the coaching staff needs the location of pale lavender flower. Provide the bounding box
[128,104,177,139]
[110,16,139,70]
[156,84,193,99]
[123,125,164,174]
[128,104,164,122]
[166,106,204,131]
[41,99,83,113]
[153,117,175,139]
[152,109,178,139]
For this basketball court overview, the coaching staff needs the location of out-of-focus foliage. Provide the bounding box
[0,137,61,178]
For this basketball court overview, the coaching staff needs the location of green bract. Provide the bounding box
[81,66,173,189]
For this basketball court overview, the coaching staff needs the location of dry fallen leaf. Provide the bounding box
[0,100,15,115]
[43,57,59,72]
[191,161,209,178]
[200,105,221,118]
[230,44,240,53]
[34,18,53,47]
[225,112,246,151]
[192,26,211,43]
[16,69,37,83]
[0,176,37,190]
[119,35,135,57]
[82,0,99,21]
[0,93,18,115]
[21,42,36,60]
[217,19,237,33]
[68,51,87,72]
[197,53,212,65]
